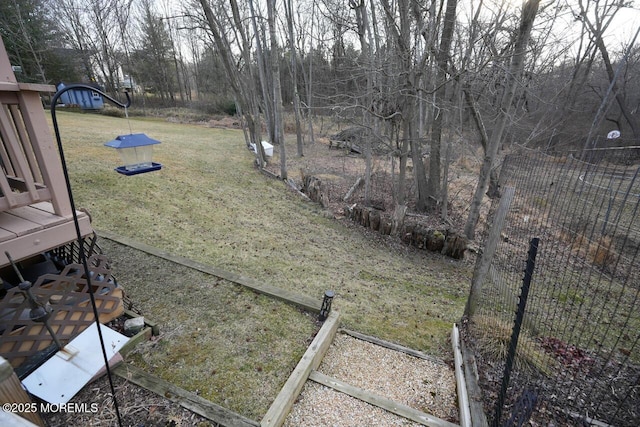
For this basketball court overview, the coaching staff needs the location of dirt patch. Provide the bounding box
[206,115,243,129]
[40,373,218,427]
[262,135,481,238]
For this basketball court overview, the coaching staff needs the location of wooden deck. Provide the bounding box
[0,202,91,267]
[0,34,93,268]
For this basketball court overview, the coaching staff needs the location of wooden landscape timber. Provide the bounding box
[114,364,260,427]
[458,319,489,427]
[452,324,471,427]
[95,234,468,426]
[340,328,446,366]
[261,310,340,427]
[97,230,322,313]
[308,370,460,427]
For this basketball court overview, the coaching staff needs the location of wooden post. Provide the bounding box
[0,35,17,86]
[464,186,515,318]
[0,357,44,427]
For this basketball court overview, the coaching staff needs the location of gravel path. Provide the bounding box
[284,333,460,426]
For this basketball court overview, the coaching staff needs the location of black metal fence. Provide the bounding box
[463,147,640,426]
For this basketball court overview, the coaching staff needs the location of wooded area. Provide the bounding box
[2,0,638,239]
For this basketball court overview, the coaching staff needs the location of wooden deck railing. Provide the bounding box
[0,37,70,218]
[0,35,93,267]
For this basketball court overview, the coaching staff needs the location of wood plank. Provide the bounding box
[8,206,67,227]
[459,331,489,427]
[0,101,39,200]
[113,364,260,427]
[0,82,19,92]
[0,226,15,242]
[0,107,15,176]
[17,83,55,93]
[0,213,92,266]
[0,212,42,236]
[261,310,340,427]
[309,370,460,427]
[29,201,56,214]
[0,37,18,85]
[117,327,151,357]
[340,329,447,365]
[17,90,71,217]
[0,191,38,211]
[9,104,43,183]
[465,186,515,317]
[0,159,17,207]
[97,230,322,313]
[28,201,84,221]
[452,324,471,427]
[0,188,51,212]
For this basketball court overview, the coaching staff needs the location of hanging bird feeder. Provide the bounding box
[104,133,162,175]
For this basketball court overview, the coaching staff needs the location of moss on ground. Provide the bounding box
[102,239,317,420]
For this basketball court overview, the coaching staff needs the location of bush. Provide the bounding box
[218,100,237,115]
[191,99,237,116]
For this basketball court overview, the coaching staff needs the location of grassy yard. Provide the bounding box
[52,110,472,356]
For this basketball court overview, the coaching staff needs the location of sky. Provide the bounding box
[158,0,639,59]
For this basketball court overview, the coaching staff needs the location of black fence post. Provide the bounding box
[493,237,540,427]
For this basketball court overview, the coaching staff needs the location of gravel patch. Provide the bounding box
[286,382,425,426]
[284,333,459,426]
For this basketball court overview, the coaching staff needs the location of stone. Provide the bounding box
[123,316,145,337]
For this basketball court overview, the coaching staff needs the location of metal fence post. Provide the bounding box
[492,237,540,427]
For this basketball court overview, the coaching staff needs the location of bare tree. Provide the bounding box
[426,0,459,211]
[464,0,542,240]
[266,0,287,178]
[285,0,305,157]
[577,0,639,138]
[198,0,264,167]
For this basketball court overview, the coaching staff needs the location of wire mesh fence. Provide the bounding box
[463,147,640,426]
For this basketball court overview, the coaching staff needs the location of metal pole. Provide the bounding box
[493,237,540,427]
[50,85,130,427]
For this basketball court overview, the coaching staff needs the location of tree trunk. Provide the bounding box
[578,0,640,138]
[464,0,541,240]
[199,0,262,158]
[285,0,304,157]
[266,0,287,179]
[247,0,274,147]
[427,0,458,211]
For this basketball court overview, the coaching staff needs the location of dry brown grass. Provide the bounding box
[561,230,618,271]
[471,315,555,376]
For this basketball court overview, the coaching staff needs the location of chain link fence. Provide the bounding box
[463,147,640,426]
